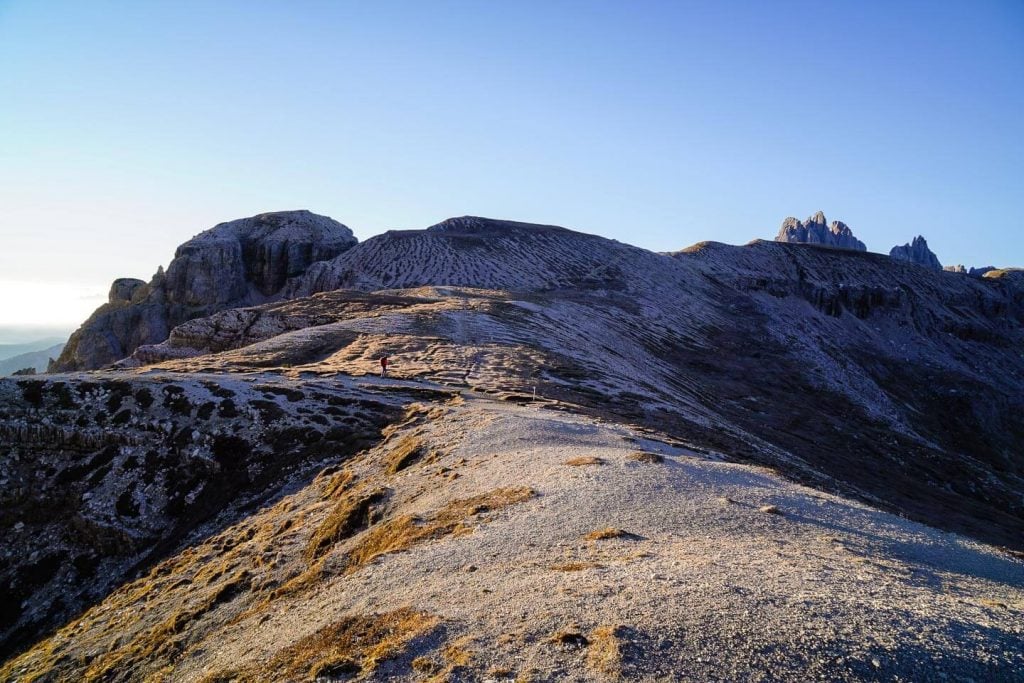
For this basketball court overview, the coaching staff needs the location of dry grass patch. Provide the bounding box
[317,468,356,499]
[386,435,427,474]
[82,570,252,682]
[202,608,438,682]
[346,487,536,572]
[380,403,432,439]
[304,487,387,562]
[548,626,589,648]
[264,558,326,602]
[585,527,630,541]
[587,625,628,678]
[627,451,664,464]
[979,598,1008,609]
[564,456,605,466]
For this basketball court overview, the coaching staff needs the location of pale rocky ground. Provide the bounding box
[5,377,1022,682]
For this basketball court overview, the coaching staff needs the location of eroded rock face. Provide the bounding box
[108,278,145,304]
[0,374,402,658]
[774,211,867,251]
[51,211,356,371]
[890,235,942,270]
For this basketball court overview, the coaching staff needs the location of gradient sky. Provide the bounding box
[1,0,1022,327]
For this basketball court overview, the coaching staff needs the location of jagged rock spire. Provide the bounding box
[775,212,867,251]
[890,235,942,270]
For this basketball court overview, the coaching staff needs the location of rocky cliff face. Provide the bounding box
[774,211,867,251]
[890,235,943,270]
[51,211,356,371]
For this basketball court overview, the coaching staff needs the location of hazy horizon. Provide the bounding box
[2,1,1022,327]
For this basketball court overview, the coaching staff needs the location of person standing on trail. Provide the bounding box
[379,354,389,377]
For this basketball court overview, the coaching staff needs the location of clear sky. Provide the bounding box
[1,0,1022,328]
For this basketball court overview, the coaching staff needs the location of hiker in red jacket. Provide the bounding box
[379,355,389,377]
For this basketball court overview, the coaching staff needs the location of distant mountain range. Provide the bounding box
[0,343,65,376]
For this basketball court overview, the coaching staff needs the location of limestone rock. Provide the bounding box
[52,211,356,371]
[890,236,942,270]
[774,212,867,251]
[108,278,146,304]
[944,264,967,274]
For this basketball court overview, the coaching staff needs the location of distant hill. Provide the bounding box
[0,337,66,363]
[0,343,64,375]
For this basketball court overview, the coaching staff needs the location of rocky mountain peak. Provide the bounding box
[774,212,867,251]
[889,235,942,270]
[807,210,828,226]
[425,215,571,238]
[52,210,357,371]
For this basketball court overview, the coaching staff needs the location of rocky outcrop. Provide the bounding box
[0,374,402,658]
[108,278,146,304]
[51,211,356,371]
[971,266,996,277]
[944,264,967,274]
[774,211,867,251]
[890,235,942,270]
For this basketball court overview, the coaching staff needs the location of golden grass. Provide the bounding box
[564,456,605,466]
[82,569,252,682]
[201,608,438,682]
[318,468,356,499]
[587,625,627,678]
[380,403,431,439]
[304,487,387,562]
[346,488,536,572]
[386,435,426,474]
[585,527,629,541]
[627,451,664,464]
[412,655,441,675]
[266,559,325,602]
[979,598,1008,609]
[547,626,589,648]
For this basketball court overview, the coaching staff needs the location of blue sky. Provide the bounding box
[1,0,1022,326]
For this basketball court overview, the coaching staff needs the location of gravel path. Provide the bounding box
[165,394,1024,682]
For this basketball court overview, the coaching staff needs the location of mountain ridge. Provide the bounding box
[3,210,1022,680]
